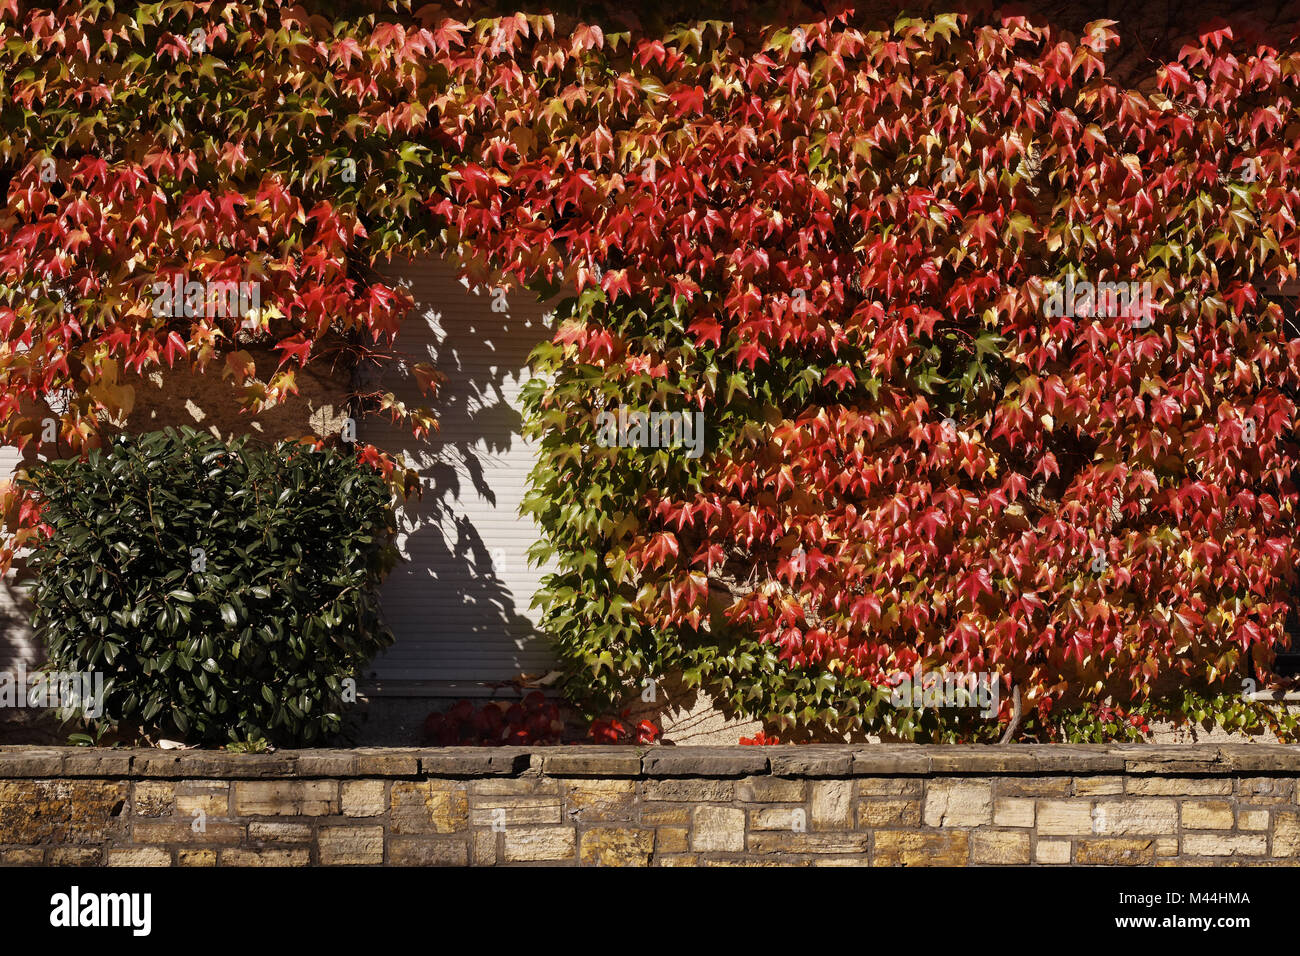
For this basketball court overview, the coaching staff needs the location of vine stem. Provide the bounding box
[999,683,1023,744]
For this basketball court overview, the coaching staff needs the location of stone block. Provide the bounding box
[1076,839,1154,865]
[234,780,337,816]
[1036,800,1094,836]
[736,776,806,803]
[388,837,469,866]
[503,827,576,862]
[992,798,1034,828]
[872,831,968,866]
[564,779,637,822]
[922,780,992,827]
[107,847,170,866]
[389,780,469,834]
[579,827,655,866]
[692,806,745,852]
[856,799,920,828]
[811,781,853,830]
[1035,840,1071,864]
[642,779,733,802]
[1091,799,1178,835]
[341,780,386,818]
[1180,801,1235,830]
[318,826,384,865]
[971,831,1031,864]
[220,847,310,866]
[133,782,175,817]
[1181,833,1267,857]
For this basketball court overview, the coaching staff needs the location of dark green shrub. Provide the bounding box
[21,427,397,746]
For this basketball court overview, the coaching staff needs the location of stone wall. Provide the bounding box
[4,745,1300,865]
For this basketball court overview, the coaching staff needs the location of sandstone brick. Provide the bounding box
[1126,777,1231,796]
[1271,810,1300,856]
[736,776,806,802]
[341,780,386,818]
[220,847,310,866]
[0,751,63,777]
[1239,777,1294,800]
[234,780,337,816]
[873,831,968,866]
[1180,800,1234,830]
[132,821,245,844]
[0,780,128,844]
[706,857,810,867]
[996,777,1071,796]
[471,777,559,797]
[1182,833,1267,857]
[108,847,170,866]
[1077,839,1154,865]
[1225,747,1300,773]
[1035,840,1072,864]
[1091,799,1177,835]
[851,750,930,775]
[692,806,745,852]
[749,832,870,855]
[60,751,132,776]
[580,827,655,866]
[537,749,641,777]
[643,779,733,802]
[655,854,701,867]
[470,798,561,827]
[971,831,1030,864]
[176,791,230,818]
[248,821,312,843]
[1124,750,1227,775]
[855,778,922,797]
[472,830,497,866]
[813,856,869,866]
[923,780,992,827]
[420,749,529,776]
[1155,837,1178,857]
[1073,776,1123,796]
[0,848,43,865]
[856,799,920,828]
[993,798,1035,828]
[503,827,576,862]
[49,847,102,866]
[811,780,853,830]
[1238,809,1269,831]
[749,807,808,831]
[390,781,469,834]
[656,827,690,854]
[289,752,358,777]
[132,782,175,817]
[768,747,854,776]
[353,749,419,776]
[1036,800,1094,836]
[176,780,229,798]
[642,749,768,777]
[178,849,217,867]
[317,826,384,865]
[641,805,691,826]
[388,837,469,866]
[564,780,637,822]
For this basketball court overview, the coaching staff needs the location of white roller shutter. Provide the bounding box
[0,445,37,673]
[361,255,558,693]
